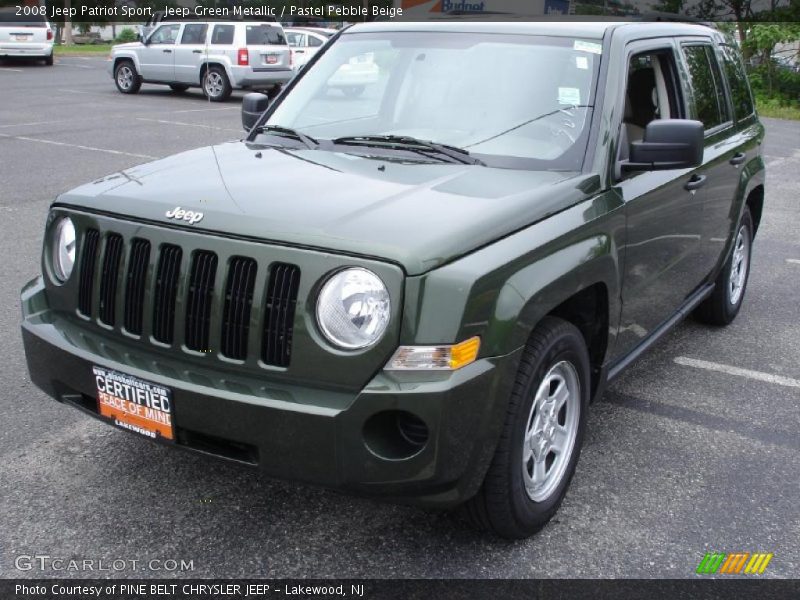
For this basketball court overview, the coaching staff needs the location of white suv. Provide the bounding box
[108,21,292,101]
[0,9,54,65]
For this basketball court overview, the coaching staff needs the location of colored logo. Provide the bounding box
[696,552,773,575]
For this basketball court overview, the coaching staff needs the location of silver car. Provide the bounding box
[0,9,54,65]
[108,21,292,101]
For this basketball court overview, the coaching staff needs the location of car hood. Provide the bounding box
[56,141,599,275]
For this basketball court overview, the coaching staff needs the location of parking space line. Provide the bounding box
[0,133,156,159]
[136,117,239,133]
[0,119,72,129]
[787,259,800,265]
[173,106,239,113]
[674,357,800,389]
[0,67,23,73]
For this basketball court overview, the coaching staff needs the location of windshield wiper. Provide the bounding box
[254,125,319,150]
[331,135,485,166]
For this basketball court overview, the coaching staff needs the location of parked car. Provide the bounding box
[285,27,335,69]
[0,9,54,65]
[23,22,764,538]
[108,21,292,101]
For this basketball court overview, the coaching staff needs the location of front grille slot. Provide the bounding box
[221,257,257,360]
[152,244,182,344]
[185,251,218,352]
[262,262,300,367]
[78,229,100,316]
[123,239,151,335]
[98,233,124,325]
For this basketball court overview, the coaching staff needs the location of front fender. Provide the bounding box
[402,190,625,359]
[111,51,142,76]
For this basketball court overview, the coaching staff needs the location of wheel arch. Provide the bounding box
[113,54,140,75]
[199,60,232,85]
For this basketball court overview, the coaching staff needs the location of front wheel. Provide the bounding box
[202,67,232,102]
[694,207,753,326]
[464,316,590,539]
[114,60,141,94]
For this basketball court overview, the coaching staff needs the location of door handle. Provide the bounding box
[192,49,202,54]
[162,49,172,53]
[684,174,707,191]
[296,50,305,53]
[729,152,746,166]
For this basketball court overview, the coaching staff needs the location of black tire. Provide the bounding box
[342,85,365,98]
[169,84,189,93]
[114,60,141,94]
[694,208,754,326]
[202,66,232,102]
[44,54,53,66]
[464,316,590,539]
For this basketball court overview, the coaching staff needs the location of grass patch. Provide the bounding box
[756,101,800,120]
[55,44,113,55]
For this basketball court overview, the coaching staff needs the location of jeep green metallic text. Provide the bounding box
[21,22,765,538]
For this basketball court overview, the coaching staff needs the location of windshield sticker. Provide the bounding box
[558,87,581,106]
[575,56,589,70]
[574,40,602,55]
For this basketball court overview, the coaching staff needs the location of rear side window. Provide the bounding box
[719,43,755,120]
[211,24,235,45]
[682,44,731,130]
[308,35,323,48]
[180,24,207,45]
[246,25,286,46]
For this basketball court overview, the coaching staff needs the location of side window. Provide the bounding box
[719,43,755,120]
[623,50,682,143]
[682,45,730,130]
[149,24,180,45]
[180,24,207,45]
[308,35,323,48]
[211,24,235,46]
[286,32,303,47]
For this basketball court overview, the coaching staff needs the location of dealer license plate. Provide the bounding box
[93,366,174,441]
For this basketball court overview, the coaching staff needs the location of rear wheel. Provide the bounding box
[202,67,232,102]
[694,208,753,326]
[464,317,590,539]
[114,60,141,94]
[169,84,189,93]
[44,54,53,66]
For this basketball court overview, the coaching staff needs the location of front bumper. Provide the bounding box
[21,277,520,508]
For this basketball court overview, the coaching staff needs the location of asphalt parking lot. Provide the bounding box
[0,55,798,579]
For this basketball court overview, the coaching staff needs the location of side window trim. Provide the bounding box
[679,40,734,138]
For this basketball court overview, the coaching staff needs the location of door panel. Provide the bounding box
[615,169,705,355]
[174,23,208,84]
[139,24,180,81]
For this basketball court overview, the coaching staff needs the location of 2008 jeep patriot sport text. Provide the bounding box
[21,22,765,538]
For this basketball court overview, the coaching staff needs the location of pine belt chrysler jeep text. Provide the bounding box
[22,22,765,538]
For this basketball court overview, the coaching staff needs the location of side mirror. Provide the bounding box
[623,119,704,172]
[242,92,270,132]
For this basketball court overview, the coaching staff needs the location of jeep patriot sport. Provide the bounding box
[22,22,765,538]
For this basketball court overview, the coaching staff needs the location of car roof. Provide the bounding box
[344,21,715,40]
[285,27,336,36]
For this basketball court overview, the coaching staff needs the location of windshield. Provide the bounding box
[261,31,601,170]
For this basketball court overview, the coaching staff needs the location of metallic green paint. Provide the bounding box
[21,22,765,506]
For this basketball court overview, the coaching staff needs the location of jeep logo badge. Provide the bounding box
[165,207,204,225]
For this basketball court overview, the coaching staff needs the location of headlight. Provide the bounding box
[316,268,391,349]
[51,217,76,283]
